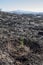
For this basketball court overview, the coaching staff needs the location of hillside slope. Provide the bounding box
[0,11,43,65]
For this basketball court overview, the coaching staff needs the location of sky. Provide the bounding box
[0,0,43,12]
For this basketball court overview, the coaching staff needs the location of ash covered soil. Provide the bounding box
[0,11,43,65]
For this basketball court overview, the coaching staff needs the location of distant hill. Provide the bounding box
[10,10,38,14]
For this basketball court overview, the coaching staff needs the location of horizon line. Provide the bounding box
[1,9,43,13]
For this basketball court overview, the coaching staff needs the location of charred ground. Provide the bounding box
[0,11,43,65]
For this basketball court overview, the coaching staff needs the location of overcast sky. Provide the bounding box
[0,0,43,12]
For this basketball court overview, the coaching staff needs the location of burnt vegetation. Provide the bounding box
[0,11,43,65]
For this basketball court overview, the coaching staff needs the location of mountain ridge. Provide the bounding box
[10,10,43,14]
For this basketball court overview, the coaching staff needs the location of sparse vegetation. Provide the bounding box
[0,11,43,65]
[19,37,24,47]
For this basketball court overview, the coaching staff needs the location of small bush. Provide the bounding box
[19,37,24,46]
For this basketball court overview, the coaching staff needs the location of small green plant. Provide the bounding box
[19,36,24,46]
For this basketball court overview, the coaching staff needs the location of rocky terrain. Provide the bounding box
[0,11,43,65]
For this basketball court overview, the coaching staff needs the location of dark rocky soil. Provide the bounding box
[0,11,43,65]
